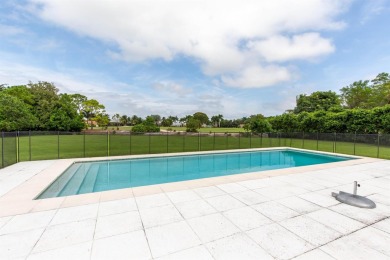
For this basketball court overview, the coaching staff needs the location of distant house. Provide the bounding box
[84,119,98,128]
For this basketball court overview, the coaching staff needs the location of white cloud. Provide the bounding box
[153,82,192,97]
[221,65,292,88]
[248,33,335,62]
[0,24,24,36]
[28,0,349,88]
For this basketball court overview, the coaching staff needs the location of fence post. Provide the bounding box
[166,131,169,153]
[29,130,31,161]
[83,131,86,158]
[260,133,263,147]
[129,131,132,155]
[198,132,201,151]
[1,132,4,168]
[226,133,228,149]
[183,132,185,152]
[17,131,20,163]
[377,133,380,158]
[333,132,336,153]
[213,132,215,151]
[107,131,109,156]
[278,133,281,147]
[353,132,356,155]
[57,131,60,159]
[149,133,151,154]
[249,132,252,148]
[316,132,319,150]
[302,132,305,148]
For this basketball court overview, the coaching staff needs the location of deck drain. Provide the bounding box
[332,181,376,209]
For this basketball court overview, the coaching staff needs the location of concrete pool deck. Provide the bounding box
[0,148,389,259]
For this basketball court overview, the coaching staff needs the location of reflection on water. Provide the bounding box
[38,150,350,199]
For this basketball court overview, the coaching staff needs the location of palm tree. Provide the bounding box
[217,114,223,127]
[112,113,120,129]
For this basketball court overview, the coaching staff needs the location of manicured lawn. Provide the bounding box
[1,132,389,167]
[160,127,246,133]
[0,132,387,165]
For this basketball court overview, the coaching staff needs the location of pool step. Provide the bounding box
[37,163,86,199]
[58,163,92,197]
[77,164,100,195]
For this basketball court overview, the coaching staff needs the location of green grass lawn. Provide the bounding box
[1,132,389,167]
[159,127,246,133]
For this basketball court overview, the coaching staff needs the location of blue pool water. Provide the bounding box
[37,149,352,199]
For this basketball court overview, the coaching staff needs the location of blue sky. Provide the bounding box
[1,0,389,119]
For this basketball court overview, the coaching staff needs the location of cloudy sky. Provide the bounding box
[1,0,389,119]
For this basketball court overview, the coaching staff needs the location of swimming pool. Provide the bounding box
[37,149,352,199]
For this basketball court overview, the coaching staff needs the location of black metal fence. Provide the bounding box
[1,131,389,169]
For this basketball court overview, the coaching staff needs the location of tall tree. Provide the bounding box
[371,72,390,106]
[112,113,120,129]
[193,112,209,128]
[243,114,272,134]
[28,81,60,129]
[149,115,161,125]
[120,115,129,126]
[82,99,105,129]
[70,94,87,114]
[0,92,37,131]
[48,94,84,131]
[294,91,341,113]
[340,80,373,109]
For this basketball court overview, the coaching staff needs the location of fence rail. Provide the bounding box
[1,131,389,168]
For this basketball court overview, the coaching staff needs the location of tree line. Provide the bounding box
[1,72,389,133]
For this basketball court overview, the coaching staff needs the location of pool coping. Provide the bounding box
[0,147,382,217]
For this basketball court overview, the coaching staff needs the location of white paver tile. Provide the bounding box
[363,178,390,190]
[187,213,240,243]
[0,210,56,235]
[321,231,389,260]
[277,196,321,214]
[292,249,335,260]
[231,190,270,205]
[95,211,142,239]
[50,203,98,225]
[155,245,213,260]
[216,183,247,193]
[373,218,390,234]
[280,215,342,247]
[91,230,151,260]
[33,219,95,253]
[175,199,217,219]
[255,184,309,200]
[223,206,272,231]
[205,194,245,212]
[139,204,183,228]
[329,203,389,225]
[306,208,366,234]
[136,193,172,209]
[0,228,44,259]
[368,193,390,206]
[206,233,274,260]
[193,186,225,198]
[27,241,92,260]
[166,190,201,203]
[145,221,201,258]
[299,192,340,207]
[237,178,284,189]
[0,216,12,229]
[346,227,390,257]
[247,223,314,260]
[98,198,137,216]
[252,201,299,222]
